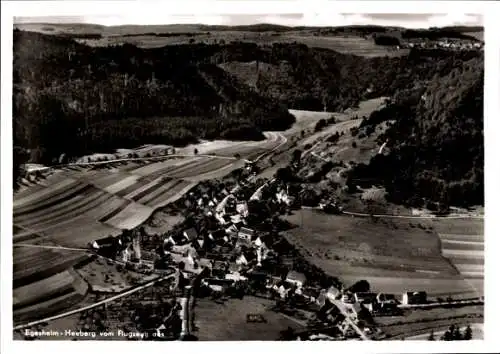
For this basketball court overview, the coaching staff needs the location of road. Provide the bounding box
[21,132,286,177]
[13,267,179,331]
[13,243,89,252]
[331,300,370,340]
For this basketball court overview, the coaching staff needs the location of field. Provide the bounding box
[431,218,484,297]
[282,35,408,57]
[375,305,483,339]
[195,296,305,341]
[299,97,387,148]
[75,258,157,293]
[282,209,482,299]
[14,23,407,58]
[13,134,283,324]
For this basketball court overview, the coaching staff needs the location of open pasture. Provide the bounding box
[195,296,304,341]
[282,209,479,298]
[376,305,483,339]
[431,218,484,296]
[281,35,409,57]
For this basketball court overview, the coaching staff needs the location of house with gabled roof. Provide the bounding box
[182,228,198,242]
[286,271,307,288]
[238,227,255,241]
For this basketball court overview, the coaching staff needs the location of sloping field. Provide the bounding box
[104,202,154,230]
[129,157,196,177]
[431,218,484,297]
[13,178,79,209]
[282,35,408,57]
[13,270,85,309]
[142,180,197,209]
[282,209,479,299]
[299,98,386,147]
[13,247,90,288]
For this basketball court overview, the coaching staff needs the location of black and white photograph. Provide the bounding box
[1,0,499,351]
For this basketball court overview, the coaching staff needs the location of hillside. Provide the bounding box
[347,56,484,209]
[13,30,294,166]
[13,29,484,206]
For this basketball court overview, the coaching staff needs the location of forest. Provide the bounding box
[348,56,484,209]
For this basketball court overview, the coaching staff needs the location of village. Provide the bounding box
[83,161,482,341]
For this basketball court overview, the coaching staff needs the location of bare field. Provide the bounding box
[283,35,408,57]
[281,209,482,298]
[376,305,483,339]
[195,296,305,341]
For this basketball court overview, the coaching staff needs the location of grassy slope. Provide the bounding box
[281,209,481,297]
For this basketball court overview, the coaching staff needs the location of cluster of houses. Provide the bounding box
[400,39,483,51]
[87,169,435,340]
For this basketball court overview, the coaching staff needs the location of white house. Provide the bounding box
[236,201,249,217]
[238,227,254,240]
[236,254,248,266]
[285,271,307,288]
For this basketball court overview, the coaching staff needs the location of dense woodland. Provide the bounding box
[348,56,484,209]
[13,30,484,207]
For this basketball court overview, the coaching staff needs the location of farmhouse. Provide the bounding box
[354,292,377,304]
[225,224,239,237]
[238,227,255,240]
[182,228,198,242]
[208,229,226,241]
[286,271,307,288]
[236,201,249,217]
[376,293,397,304]
[402,291,427,305]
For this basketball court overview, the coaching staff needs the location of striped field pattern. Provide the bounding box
[13,134,285,322]
[432,218,484,297]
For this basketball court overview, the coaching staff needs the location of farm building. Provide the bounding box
[208,229,226,241]
[354,292,377,304]
[286,271,307,288]
[238,227,255,240]
[402,291,427,305]
[236,201,249,217]
[230,214,243,225]
[235,254,248,266]
[182,228,198,242]
[171,244,199,259]
[376,293,397,304]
